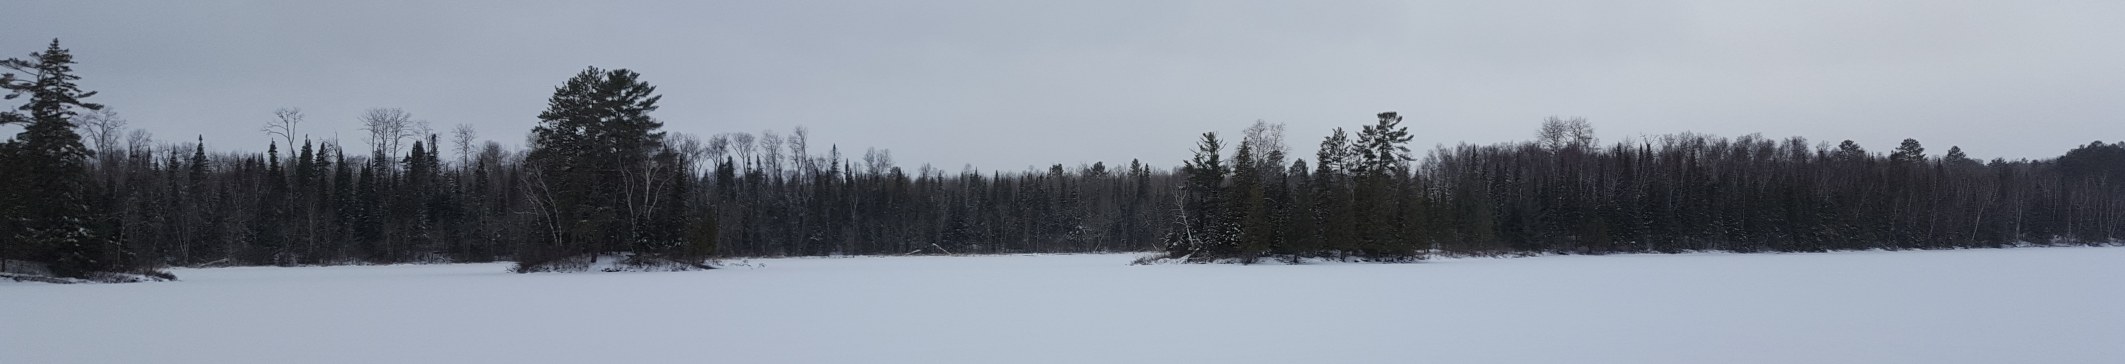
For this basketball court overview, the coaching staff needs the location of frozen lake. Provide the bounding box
[6,247,2123,363]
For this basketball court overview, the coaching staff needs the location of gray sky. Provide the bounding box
[6,0,2122,171]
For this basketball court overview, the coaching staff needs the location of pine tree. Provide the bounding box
[1353,112,1414,176]
[1891,139,1926,165]
[0,39,129,277]
[1834,140,1867,161]
[521,66,673,272]
[1351,112,1416,260]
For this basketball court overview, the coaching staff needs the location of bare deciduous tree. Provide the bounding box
[705,133,731,163]
[789,126,810,178]
[760,130,785,176]
[729,132,756,170]
[125,129,152,158]
[359,108,424,162]
[1536,116,1596,151]
[863,147,893,175]
[1241,120,1287,174]
[669,132,709,172]
[451,123,477,168]
[265,108,304,150]
[74,108,126,155]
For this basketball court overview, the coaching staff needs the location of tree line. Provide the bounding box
[1160,115,2125,263]
[0,41,1181,277]
[5,40,2120,278]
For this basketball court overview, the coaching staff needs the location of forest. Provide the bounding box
[4,40,2122,279]
[1158,113,2125,263]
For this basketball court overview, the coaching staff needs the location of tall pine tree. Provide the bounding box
[0,39,138,277]
[521,66,699,271]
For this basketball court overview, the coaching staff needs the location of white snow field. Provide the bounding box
[5,248,2124,364]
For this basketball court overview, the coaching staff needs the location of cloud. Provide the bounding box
[4,0,2118,169]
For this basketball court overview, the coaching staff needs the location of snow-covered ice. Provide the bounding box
[5,247,2123,363]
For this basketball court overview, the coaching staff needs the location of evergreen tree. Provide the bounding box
[1171,132,1229,260]
[0,39,131,277]
[1282,159,1318,263]
[1230,140,1271,263]
[1891,139,1926,165]
[184,136,210,263]
[1314,128,1357,258]
[1353,112,1414,175]
[291,140,317,261]
[330,144,354,261]
[402,139,436,259]
[1943,146,1974,167]
[353,162,382,260]
[521,66,681,271]
[1351,112,1416,260]
[257,141,288,264]
[1834,140,1868,161]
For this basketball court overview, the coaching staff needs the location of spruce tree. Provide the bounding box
[183,136,209,263]
[402,139,435,259]
[353,163,382,260]
[258,141,288,264]
[1174,132,1229,260]
[1230,141,1271,263]
[331,145,354,260]
[1282,159,1318,262]
[1314,128,1356,258]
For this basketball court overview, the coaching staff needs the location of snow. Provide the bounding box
[5,247,2124,363]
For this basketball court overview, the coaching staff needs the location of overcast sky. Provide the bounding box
[6,1,2122,170]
